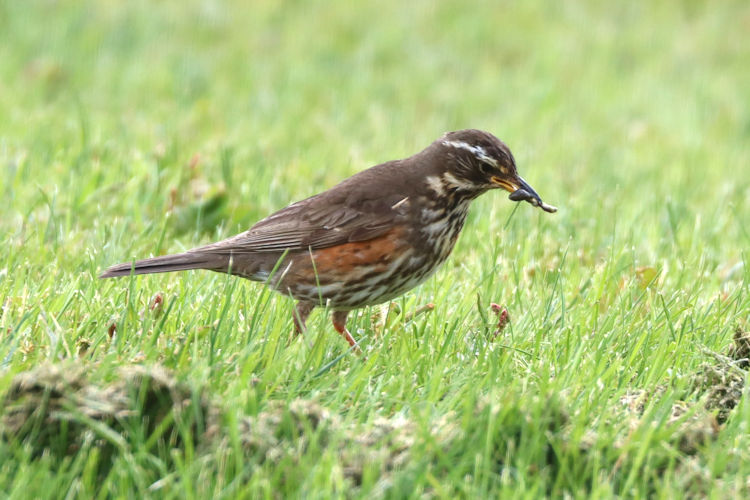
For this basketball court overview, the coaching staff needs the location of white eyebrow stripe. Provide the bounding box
[441,140,498,166]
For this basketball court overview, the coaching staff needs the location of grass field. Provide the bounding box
[1,0,749,497]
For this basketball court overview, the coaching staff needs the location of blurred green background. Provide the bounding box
[3,1,747,256]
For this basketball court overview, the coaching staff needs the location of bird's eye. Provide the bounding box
[479,162,494,175]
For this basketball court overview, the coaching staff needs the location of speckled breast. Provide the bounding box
[270,200,470,309]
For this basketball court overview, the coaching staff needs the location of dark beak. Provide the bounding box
[506,176,558,213]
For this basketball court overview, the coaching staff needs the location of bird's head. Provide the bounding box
[433,129,557,213]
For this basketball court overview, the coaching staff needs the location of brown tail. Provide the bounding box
[99,252,226,278]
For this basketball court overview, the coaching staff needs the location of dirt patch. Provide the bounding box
[665,401,720,455]
[2,364,217,458]
[1,326,747,492]
[727,326,750,369]
[238,399,340,463]
[691,326,749,423]
[0,365,422,486]
[616,388,718,455]
[613,327,749,454]
[236,399,428,485]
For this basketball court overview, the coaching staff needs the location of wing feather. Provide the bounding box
[193,188,411,255]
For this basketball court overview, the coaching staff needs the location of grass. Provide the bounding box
[1,0,749,497]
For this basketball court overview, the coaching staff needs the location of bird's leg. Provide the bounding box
[331,310,362,353]
[293,301,315,336]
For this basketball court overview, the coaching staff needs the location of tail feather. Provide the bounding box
[99,252,224,278]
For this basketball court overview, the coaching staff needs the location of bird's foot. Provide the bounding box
[332,310,363,355]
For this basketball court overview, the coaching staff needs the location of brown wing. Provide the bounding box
[193,165,413,255]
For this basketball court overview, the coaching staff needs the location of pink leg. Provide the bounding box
[293,301,315,336]
[331,310,361,353]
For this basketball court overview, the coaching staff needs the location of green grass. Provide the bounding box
[1,0,749,497]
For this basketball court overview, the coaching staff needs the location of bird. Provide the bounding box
[101,129,557,350]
